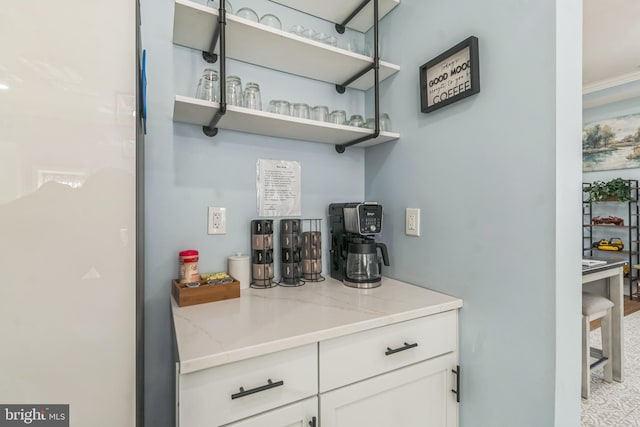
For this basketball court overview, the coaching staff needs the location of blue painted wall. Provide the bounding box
[364,0,582,426]
[141,0,585,425]
[141,1,369,425]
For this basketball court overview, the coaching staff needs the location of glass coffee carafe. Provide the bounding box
[344,240,389,288]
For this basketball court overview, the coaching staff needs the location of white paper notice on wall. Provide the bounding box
[256,159,301,217]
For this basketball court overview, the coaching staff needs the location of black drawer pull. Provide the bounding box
[385,342,418,356]
[231,379,284,400]
[451,365,461,403]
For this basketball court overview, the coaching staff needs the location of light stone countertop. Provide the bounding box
[172,276,463,374]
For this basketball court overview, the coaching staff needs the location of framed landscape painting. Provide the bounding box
[583,112,640,172]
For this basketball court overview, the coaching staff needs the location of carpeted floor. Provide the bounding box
[582,310,640,426]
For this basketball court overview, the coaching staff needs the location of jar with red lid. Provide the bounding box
[179,250,200,284]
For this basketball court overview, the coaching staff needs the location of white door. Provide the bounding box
[321,353,458,427]
[0,0,137,425]
[228,397,318,427]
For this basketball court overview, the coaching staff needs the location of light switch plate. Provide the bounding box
[208,207,226,234]
[406,208,420,236]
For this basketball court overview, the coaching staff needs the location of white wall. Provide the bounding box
[364,0,582,425]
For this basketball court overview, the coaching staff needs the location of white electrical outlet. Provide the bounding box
[406,208,420,236]
[208,207,226,234]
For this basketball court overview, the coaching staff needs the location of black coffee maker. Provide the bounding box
[329,202,390,288]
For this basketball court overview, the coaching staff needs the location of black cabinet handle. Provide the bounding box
[451,365,461,403]
[309,416,317,427]
[385,342,418,356]
[231,379,284,400]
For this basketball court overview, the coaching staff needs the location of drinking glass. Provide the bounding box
[206,0,233,14]
[348,114,365,127]
[226,75,243,107]
[364,118,375,130]
[269,100,291,116]
[289,24,305,36]
[342,38,363,55]
[329,110,347,125]
[301,27,316,39]
[312,105,329,122]
[243,82,262,110]
[324,36,338,47]
[313,32,329,44]
[380,113,392,131]
[259,14,281,30]
[195,68,220,102]
[292,103,310,119]
[236,7,258,22]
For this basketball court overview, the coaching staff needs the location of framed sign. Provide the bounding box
[420,36,480,113]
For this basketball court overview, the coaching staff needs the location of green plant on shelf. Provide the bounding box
[587,178,632,202]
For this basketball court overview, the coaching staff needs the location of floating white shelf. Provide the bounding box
[270,0,400,33]
[173,95,400,148]
[173,0,400,91]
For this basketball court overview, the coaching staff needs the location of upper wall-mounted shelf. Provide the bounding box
[174,95,400,147]
[173,0,400,91]
[269,0,400,33]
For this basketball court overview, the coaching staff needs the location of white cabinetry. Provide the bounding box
[321,353,458,427]
[175,313,458,427]
[171,0,401,148]
[319,312,458,427]
[172,278,462,427]
[178,344,317,427]
[227,397,318,427]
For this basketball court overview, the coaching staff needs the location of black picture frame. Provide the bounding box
[419,36,480,113]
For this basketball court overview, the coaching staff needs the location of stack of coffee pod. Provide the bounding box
[302,219,324,281]
[251,219,275,288]
[280,219,303,286]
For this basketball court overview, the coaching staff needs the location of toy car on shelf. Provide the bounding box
[593,238,624,251]
[592,216,624,226]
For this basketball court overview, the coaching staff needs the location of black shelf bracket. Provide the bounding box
[336,0,380,153]
[335,0,372,34]
[202,51,218,64]
[203,0,227,137]
[336,63,375,94]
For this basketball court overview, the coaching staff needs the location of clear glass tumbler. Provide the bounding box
[259,14,281,30]
[269,100,291,116]
[226,75,243,107]
[243,82,262,110]
[324,36,338,47]
[236,7,258,22]
[380,113,392,131]
[364,118,375,130]
[312,105,329,122]
[329,110,347,125]
[292,103,310,119]
[195,68,220,102]
[289,24,305,36]
[348,114,365,127]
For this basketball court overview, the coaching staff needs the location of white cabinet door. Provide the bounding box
[321,353,458,427]
[228,397,318,427]
[179,344,317,427]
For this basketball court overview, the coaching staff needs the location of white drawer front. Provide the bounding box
[319,310,457,392]
[179,343,317,427]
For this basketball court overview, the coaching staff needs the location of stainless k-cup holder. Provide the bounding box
[251,219,273,234]
[251,233,273,250]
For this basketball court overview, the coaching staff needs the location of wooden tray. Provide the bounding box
[171,278,240,307]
